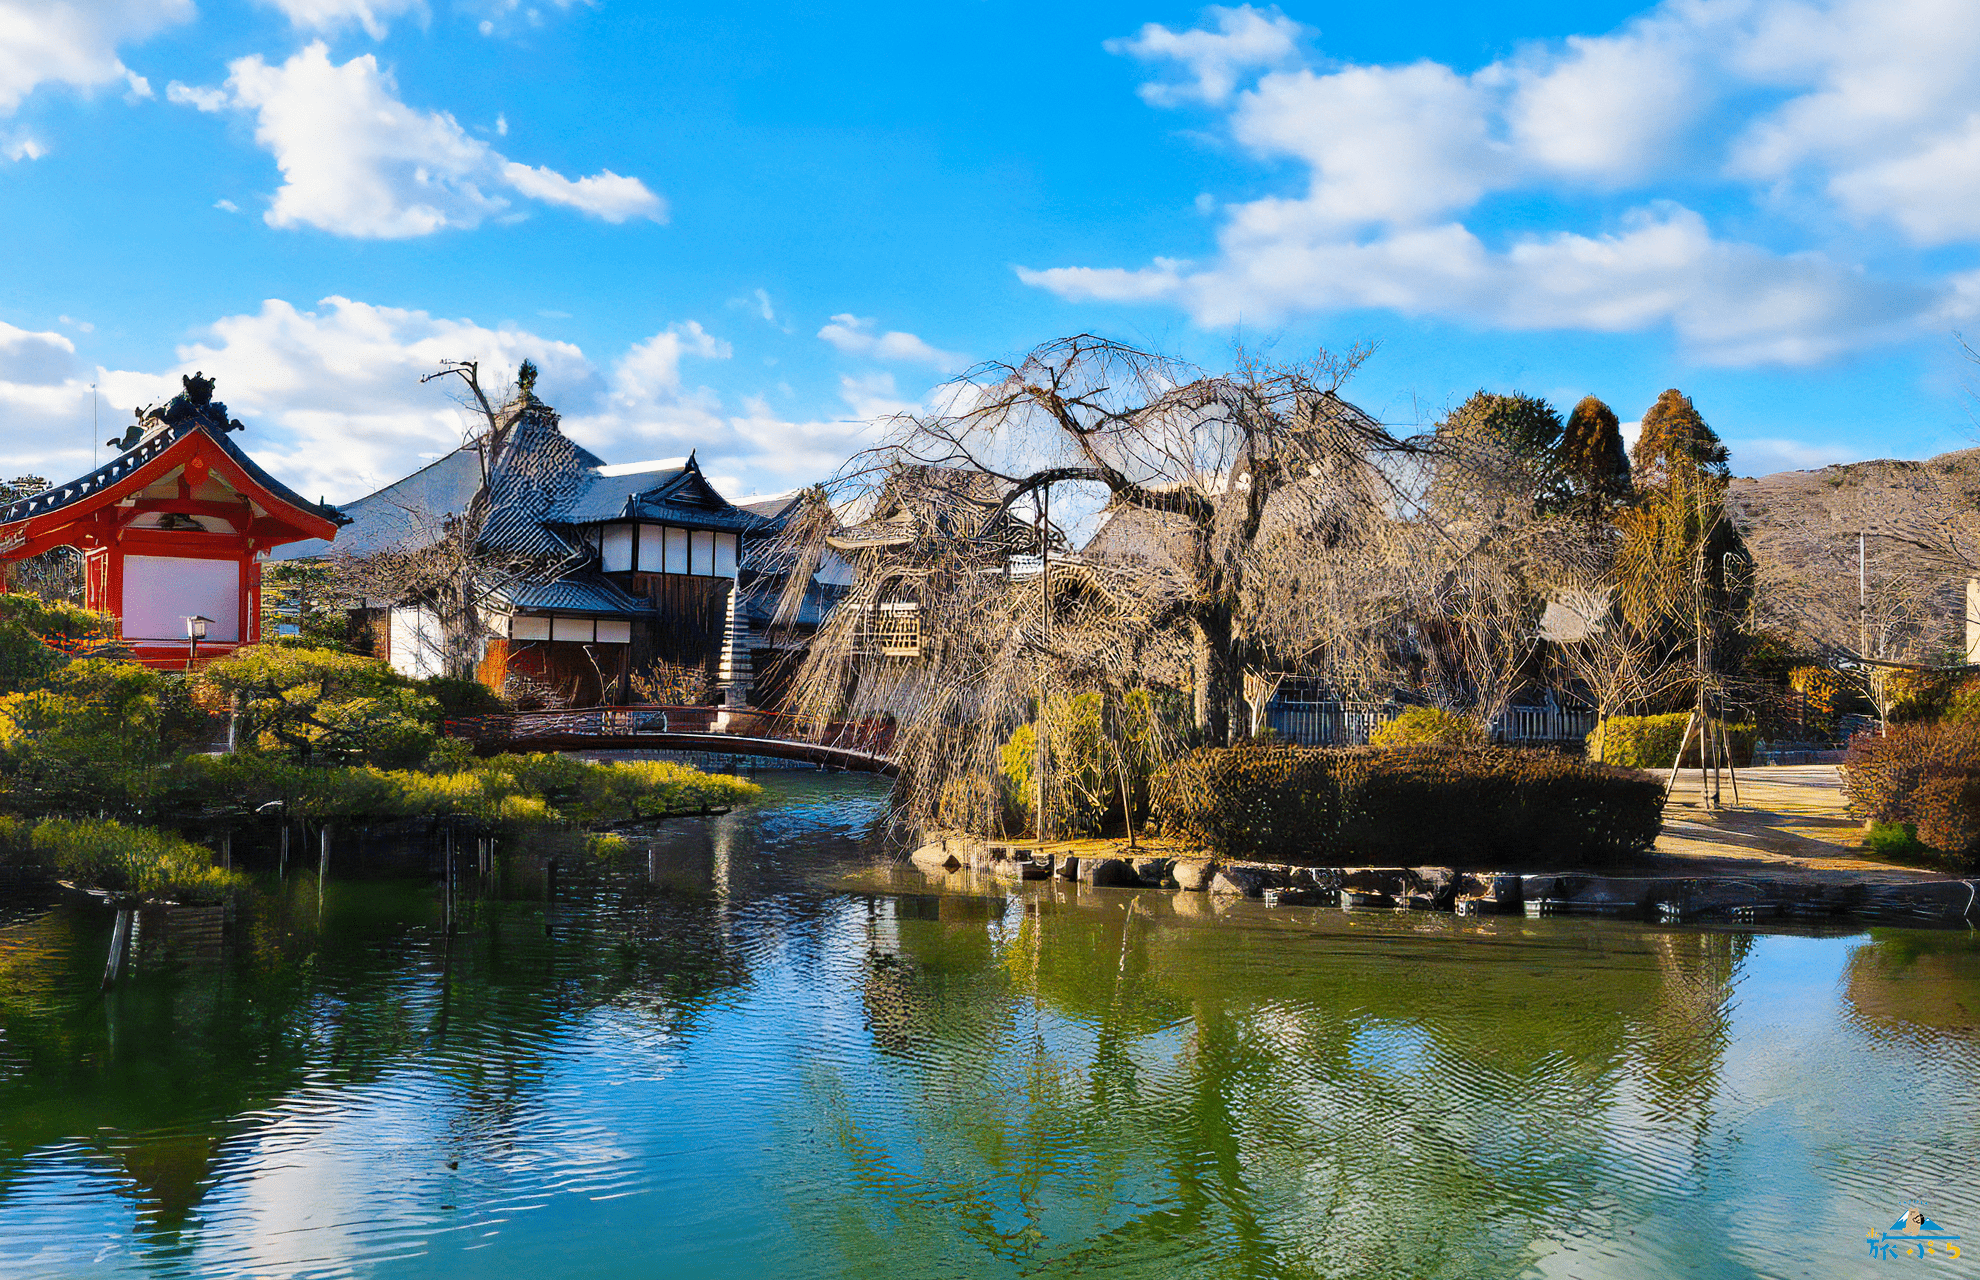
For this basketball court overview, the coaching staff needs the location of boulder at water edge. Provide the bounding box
[909,844,960,874]
[1172,859,1216,891]
[1210,866,1270,897]
[1081,857,1139,887]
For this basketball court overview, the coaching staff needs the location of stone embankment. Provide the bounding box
[905,833,1979,927]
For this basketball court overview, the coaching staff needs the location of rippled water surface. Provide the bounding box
[1,772,1977,1278]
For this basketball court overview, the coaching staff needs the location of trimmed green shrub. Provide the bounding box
[0,593,118,696]
[1369,706,1488,749]
[1146,744,1340,860]
[1844,723,1980,869]
[1150,744,1664,866]
[418,675,511,720]
[193,646,440,767]
[1586,713,1755,767]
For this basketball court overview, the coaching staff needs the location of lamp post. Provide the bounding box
[184,614,211,671]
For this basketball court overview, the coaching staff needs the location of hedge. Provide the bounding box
[1586,713,1756,768]
[1842,722,1980,870]
[1368,706,1488,749]
[1149,744,1664,866]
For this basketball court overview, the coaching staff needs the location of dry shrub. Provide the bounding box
[1843,722,1980,869]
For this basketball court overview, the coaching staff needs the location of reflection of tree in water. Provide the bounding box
[1630,932,1747,1143]
[1843,930,1980,1045]
[0,842,755,1247]
[810,897,1750,1279]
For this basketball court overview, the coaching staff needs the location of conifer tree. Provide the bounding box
[1559,394,1631,522]
[1631,389,1729,491]
[1431,390,1566,515]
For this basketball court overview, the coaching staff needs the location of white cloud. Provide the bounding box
[1728,437,1864,476]
[0,298,928,504]
[214,198,239,212]
[1031,0,1980,366]
[256,0,427,40]
[607,322,729,405]
[0,321,78,386]
[1107,5,1304,106]
[170,43,664,238]
[166,80,228,112]
[0,0,192,115]
[817,315,966,371]
[3,131,43,161]
[500,161,665,223]
[1231,60,1508,228]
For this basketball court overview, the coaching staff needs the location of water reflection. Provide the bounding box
[0,774,1974,1279]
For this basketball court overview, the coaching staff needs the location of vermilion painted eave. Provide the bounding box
[0,430,339,556]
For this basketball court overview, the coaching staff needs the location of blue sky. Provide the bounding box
[3,0,1978,503]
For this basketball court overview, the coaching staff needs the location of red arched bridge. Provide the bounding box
[442,706,899,776]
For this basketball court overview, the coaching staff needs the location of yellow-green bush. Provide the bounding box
[1150,743,1664,866]
[1369,706,1489,749]
[29,817,245,902]
[193,645,440,767]
[164,750,759,834]
[1000,690,1159,836]
[1586,713,1755,767]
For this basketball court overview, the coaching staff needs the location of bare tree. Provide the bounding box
[329,360,583,680]
[769,336,1435,836]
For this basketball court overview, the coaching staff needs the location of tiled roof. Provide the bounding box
[1,405,345,531]
[500,573,653,615]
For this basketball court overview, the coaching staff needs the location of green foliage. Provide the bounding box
[258,559,350,651]
[1369,706,1489,749]
[1558,395,1631,519]
[0,593,117,696]
[1000,690,1159,836]
[161,750,759,835]
[1631,389,1729,490]
[1149,744,1664,866]
[416,675,511,720]
[1433,391,1567,512]
[424,736,478,772]
[1863,820,1930,860]
[194,645,440,767]
[1585,713,1756,768]
[1843,722,1980,870]
[0,659,199,816]
[28,817,245,902]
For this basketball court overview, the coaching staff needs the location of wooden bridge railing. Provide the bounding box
[442,705,897,757]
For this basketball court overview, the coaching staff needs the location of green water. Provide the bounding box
[0,773,1976,1279]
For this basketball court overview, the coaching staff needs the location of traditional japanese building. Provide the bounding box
[275,376,838,708]
[0,373,345,667]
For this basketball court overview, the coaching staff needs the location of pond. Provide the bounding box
[0,772,1976,1279]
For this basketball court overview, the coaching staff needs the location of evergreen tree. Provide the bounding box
[1559,395,1631,522]
[1431,391,1567,515]
[1631,389,1729,491]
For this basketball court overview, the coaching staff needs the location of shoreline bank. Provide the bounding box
[904,764,1979,928]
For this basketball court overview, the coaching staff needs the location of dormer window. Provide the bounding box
[596,521,738,576]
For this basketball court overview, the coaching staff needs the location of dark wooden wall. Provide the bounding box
[628,573,729,679]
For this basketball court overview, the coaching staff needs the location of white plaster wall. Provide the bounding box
[123,556,240,641]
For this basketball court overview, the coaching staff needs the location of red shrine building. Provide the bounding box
[0,373,345,668]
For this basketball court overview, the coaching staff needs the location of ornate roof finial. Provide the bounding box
[517,359,539,399]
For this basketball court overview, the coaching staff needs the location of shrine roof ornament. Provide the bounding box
[0,374,347,530]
